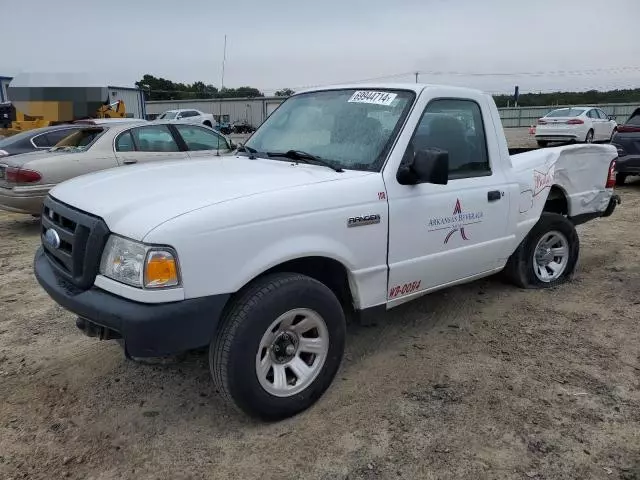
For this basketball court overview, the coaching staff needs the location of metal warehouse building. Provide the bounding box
[145,97,286,126]
[0,76,11,103]
[0,75,146,118]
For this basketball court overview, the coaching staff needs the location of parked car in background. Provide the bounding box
[156,109,216,128]
[232,120,256,134]
[0,121,234,215]
[535,107,617,147]
[611,107,640,185]
[0,125,88,158]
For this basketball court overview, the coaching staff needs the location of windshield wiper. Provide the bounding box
[236,144,257,159]
[266,150,343,172]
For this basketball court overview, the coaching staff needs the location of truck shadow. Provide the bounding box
[107,274,510,425]
[0,213,40,235]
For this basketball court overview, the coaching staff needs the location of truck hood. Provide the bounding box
[50,156,371,240]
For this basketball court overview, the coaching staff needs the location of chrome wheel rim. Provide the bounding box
[533,230,569,282]
[256,308,329,397]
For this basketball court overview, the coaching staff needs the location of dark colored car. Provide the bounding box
[0,125,84,158]
[611,107,640,185]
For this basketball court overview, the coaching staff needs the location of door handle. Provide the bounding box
[487,190,502,202]
[123,159,137,165]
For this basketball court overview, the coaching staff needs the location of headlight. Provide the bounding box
[99,235,180,289]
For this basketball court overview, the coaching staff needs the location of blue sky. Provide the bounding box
[3,0,640,94]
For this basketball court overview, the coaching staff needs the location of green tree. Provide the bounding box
[275,88,295,97]
[493,88,640,108]
[136,75,264,100]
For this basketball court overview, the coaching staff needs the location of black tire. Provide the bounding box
[585,129,594,143]
[210,273,346,420]
[536,140,548,148]
[504,212,580,289]
[203,120,212,128]
[616,173,627,186]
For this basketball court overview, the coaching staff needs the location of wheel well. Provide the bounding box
[543,186,568,215]
[203,120,212,127]
[263,257,354,310]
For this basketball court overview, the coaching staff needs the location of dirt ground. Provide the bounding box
[1,180,639,480]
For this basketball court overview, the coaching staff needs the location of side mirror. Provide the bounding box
[609,116,616,121]
[397,148,449,186]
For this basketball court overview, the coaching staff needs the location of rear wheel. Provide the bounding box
[616,173,627,186]
[203,120,212,128]
[504,212,579,289]
[536,140,548,148]
[585,129,594,143]
[210,273,346,420]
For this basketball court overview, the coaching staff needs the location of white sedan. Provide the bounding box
[0,121,234,215]
[155,109,217,129]
[535,107,617,147]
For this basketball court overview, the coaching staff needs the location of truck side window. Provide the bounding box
[406,99,490,179]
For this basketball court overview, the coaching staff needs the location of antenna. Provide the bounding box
[217,34,227,157]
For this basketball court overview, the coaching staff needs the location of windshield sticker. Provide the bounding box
[348,91,398,106]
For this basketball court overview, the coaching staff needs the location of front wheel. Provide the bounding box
[537,140,548,148]
[504,212,580,288]
[210,273,346,420]
[585,129,594,143]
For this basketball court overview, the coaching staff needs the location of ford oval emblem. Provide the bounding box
[44,228,61,249]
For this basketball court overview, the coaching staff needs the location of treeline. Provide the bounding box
[136,74,640,106]
[493,88,640,108]
[135,74,266,101]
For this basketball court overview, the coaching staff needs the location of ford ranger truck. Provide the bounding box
[34,84,620,420]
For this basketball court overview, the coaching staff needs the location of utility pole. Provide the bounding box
[216,34,227,156]
[221,34,227,92]
[414,71,419,84]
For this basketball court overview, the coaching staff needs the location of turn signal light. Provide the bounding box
[606,159,617,189]
[5,167,42,184]
[144,251,179,288]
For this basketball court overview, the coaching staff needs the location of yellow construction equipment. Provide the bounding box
[0,100,126,137]
[1,73,128,137]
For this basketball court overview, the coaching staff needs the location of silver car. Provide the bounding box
[0,121,234,215]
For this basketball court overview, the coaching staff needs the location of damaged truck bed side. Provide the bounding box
[34,83,620,420]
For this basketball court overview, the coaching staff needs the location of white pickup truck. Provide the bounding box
[34,84,620,420]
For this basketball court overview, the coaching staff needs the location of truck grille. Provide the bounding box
[41,196,110,291]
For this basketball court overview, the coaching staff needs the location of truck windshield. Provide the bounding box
[244,89,415,172]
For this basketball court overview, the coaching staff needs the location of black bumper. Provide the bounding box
[570,194,620,225]
[34,247,230,357]
[616,155,640,174]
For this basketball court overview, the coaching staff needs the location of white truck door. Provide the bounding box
[384,93,512,301]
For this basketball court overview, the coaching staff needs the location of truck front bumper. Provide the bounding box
[34,247,230,357]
